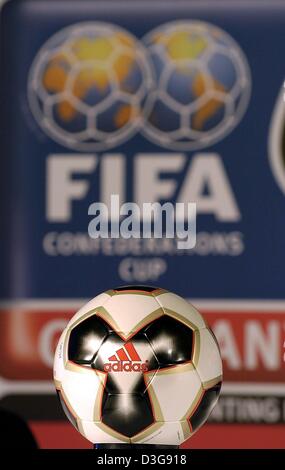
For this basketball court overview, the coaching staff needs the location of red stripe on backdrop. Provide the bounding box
[29,422,285,449]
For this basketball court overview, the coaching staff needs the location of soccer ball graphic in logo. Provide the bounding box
[28,23,153,151]
[54,286,222,445]
[142,21,251,150]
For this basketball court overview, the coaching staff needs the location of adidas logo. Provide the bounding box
[103,342,149,372]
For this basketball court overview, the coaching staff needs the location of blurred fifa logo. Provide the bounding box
[269,87,285,194]
[28,21,251,151]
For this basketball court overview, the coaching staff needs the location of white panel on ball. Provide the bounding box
[132,421,186,445]
[54,329,68,382]
[67,293,111,328]
[80,420,130,444]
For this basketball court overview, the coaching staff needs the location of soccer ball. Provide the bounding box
[28,22,153,151]
[54,285,222,446]
[142,20,251,150]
